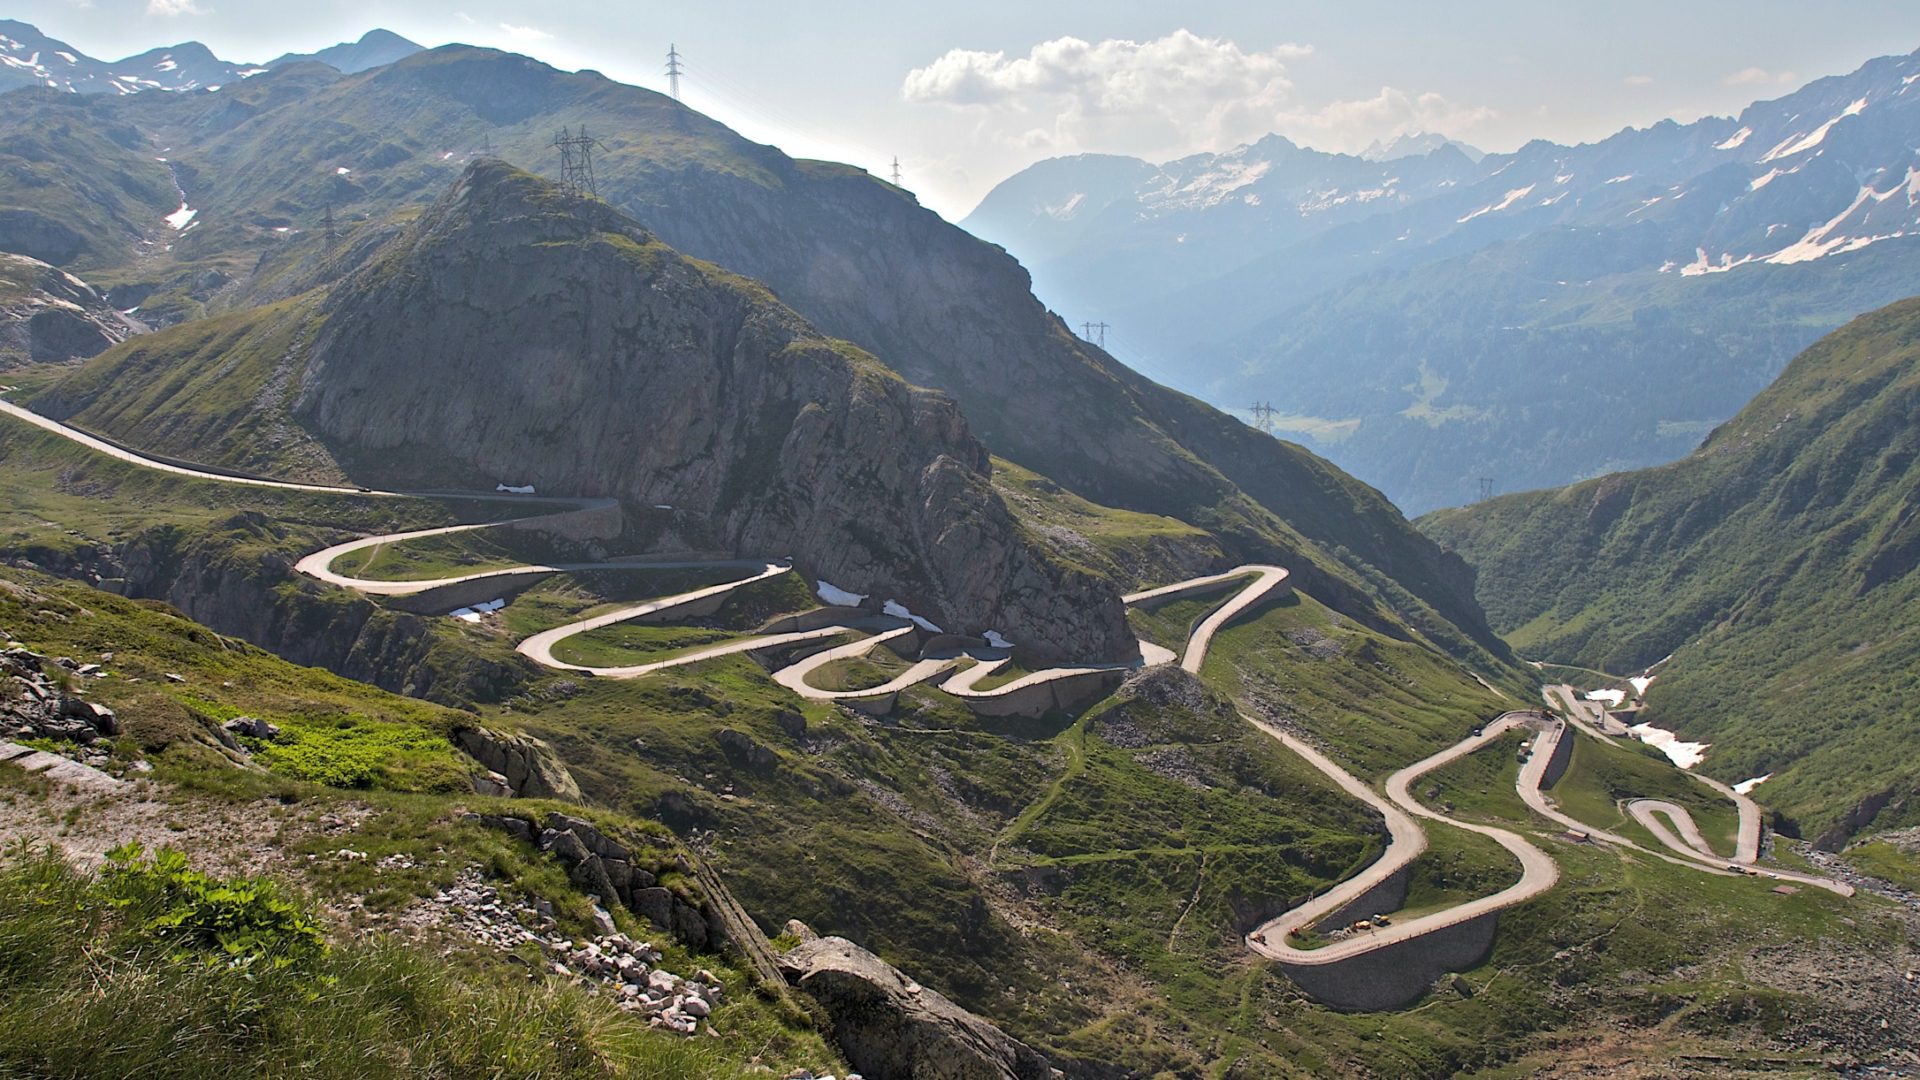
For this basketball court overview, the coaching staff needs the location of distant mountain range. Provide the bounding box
[0,21,419,94]
[965,48,1920,512]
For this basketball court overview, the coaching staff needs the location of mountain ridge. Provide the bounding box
[1420,294,1920,836]
[0,19,420,95]
[38,159,1138,662]
[967,44,1920,513]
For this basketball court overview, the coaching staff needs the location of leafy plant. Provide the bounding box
[99,843,325,970]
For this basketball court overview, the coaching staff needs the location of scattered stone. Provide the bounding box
[163,672,185,684]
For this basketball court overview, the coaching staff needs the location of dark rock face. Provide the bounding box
[291,161,1132,662]
[455,726,582,801]
[779,935,1056,1080]
[104,516,534,707]
[0,253,146,366]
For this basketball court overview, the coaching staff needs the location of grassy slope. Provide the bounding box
[1421,296,1920,834]
[0,567,837,1077]
[0,93,178,270]
[1198,589,1509,781]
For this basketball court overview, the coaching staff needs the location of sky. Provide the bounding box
[14,0,1920,220]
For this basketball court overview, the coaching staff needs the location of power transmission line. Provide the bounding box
[1249,401,1278,435]
[551,126,607,198]
[321,203,337,257]
[1478,477,1496,502]
[1080,321,1109,349]
[890,156,901,186]
[665,44,683,101]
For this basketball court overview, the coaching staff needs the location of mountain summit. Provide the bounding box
[268,29,422,74]
[0,20,420,95]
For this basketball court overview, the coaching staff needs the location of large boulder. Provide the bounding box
[455,726,581,801]
[779,935,1055,1080]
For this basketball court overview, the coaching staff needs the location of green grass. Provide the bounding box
[549,623,746,669]
[1196,589,1510,781]
[493,568,751,639]
[0,845,783,1079]
[1127,594,1216,656]
[808,647,909,692]
[1396,823,1523,920]
[328,529,533,581]
[991,458,1222,588]
[0,562,840,1076]
[1840,839,1920,893]
[1550,732,1741,857]
[967,659,1037,691]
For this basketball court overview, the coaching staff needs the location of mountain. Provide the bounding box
[39,160,1135,662]
[1358,132,1484,163]
[1421,296,1920,839]
[267,29,421,74]
[0,20,263,94]
[0,20,417,96]
[0,43,1517,675]
[967,46,1920,513]
[961,134,1480,346]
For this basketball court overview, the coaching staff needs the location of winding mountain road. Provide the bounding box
[1246,711,1560,965]
[1542,686,1844,893]
[1,396,1856,986]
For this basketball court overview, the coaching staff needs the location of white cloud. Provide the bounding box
[498,23,552,42]
[902,30,1488,161]
[146,0,204,13]
[1723,67,1798,87]
[1623,74,1655,87]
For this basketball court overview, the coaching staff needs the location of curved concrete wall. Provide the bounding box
[1279,909,1500,1012]
[1314,863,1411,934]
[960,668,1125,719]
[1538,716,1575,790]
[387,570,554,614]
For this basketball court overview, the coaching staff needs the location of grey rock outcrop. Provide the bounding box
[290,161,1133,663]
[3,644,118,745]
[0,253,145,366]
[455,726,582,801]
[779,934,1055,1080]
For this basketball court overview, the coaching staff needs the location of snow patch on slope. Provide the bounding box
[1457,184,1536,223]
[1760,96,1868,163]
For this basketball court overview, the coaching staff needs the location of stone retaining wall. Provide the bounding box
[1279,909,1501,1011]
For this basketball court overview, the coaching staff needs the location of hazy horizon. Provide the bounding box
[10,1,1920,220]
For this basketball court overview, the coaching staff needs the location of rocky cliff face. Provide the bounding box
[0,253,146,367]
[291,161,1130,661]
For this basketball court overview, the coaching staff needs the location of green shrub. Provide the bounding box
[252,715,467,792]
[100,843,326,970]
